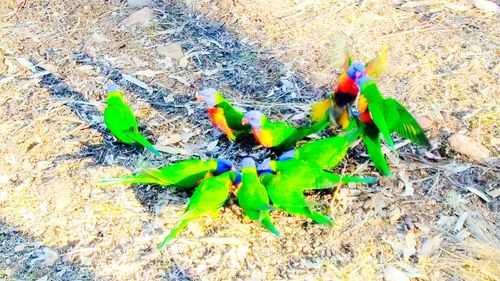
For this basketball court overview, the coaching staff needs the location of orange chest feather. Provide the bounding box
[335,73,358,96]
[252,128,274,147]
[357,95,373,123]
[208,107,234,134]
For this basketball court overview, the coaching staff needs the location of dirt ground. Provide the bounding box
[0,0,498,280]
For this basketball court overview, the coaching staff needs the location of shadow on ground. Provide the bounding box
[0,223,95,281]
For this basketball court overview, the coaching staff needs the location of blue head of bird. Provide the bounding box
[106,83,123,101]
[346,62,366,80]
[233,171,242,187]
[355,74,372,89]
[241,157,256,169]
[242,110,263,129]
[215,158,234,174]
[197,88,217,107]
[257,158,273,175]
[278,150,296,161]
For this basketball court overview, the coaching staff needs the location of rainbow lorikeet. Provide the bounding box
[99,158,234,189]
[236,157,280,237]
[257,159,377,187]
[278,126,361,170]
[104,84,160,155]
[259,171,334,225]
[158,170,241,249]
[241,110,330,152]
[197,88,251,141]
[355,75,430,175]
[311,48,389,129]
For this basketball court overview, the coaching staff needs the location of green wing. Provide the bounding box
[218,101,249,131]
[368,102,396,154]
[361,126,391,176]
[158,173,232,249]
[265,174,333,225]
[297,136,349,170]
[383,98,430,147]
[104,100,139,144]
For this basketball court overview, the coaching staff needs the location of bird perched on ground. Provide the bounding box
[354,75,430,175]
[158,170,242,249]
[278,126,361,170]
[259,171,334,225]
[257,158,377,188]
[99,158,234,189]
[104,84,160,155]
[197,88,251,141]
[311,48,389,129]
[236,157,280,237]
[242,110,330,152]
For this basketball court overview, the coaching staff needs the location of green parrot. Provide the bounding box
[104,84,160,155]
[158,170,242,250]
[237,157,280,237]
[197,88,251,141]
[259,171,334,225]
[99,158,234,189]
[242,110,330,152]
[355,75,430,175]
[257,158,378,188]
[277,126,361,170]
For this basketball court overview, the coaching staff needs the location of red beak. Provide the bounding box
[196,96,204,102]
[241,118,249,125]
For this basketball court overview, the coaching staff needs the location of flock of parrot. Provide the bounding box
[98,48,430,250]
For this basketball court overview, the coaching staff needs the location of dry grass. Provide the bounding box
[0,0,498,280]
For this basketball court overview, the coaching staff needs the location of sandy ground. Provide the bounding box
[0,0,498,280]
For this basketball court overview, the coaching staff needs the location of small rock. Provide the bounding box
[127,0,153,7]
[418,235,443,257]
[35,276,48,281]
[449,134,490,161]
[14,243,26,252]
[121,7,156,26]
[157,43,184,60]
[43,247,59,266]
[416,116,432,130]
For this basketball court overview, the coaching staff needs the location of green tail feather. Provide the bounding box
[362,132,391,176]
[158,219,190,250]
[99,167,172,186]
[259,211,280,237]
[99,174,153,186]
[130,133,160,156]
[308,210,334,225]
[340,175,378,184]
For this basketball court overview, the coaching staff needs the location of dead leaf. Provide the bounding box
[133,69,165,77]
[157,43,184,60]
[121,74,153,93]
[384,267,410,281]
[127,0,152,7]
[444,2,471,11]
[121,7,156,26]
[399,171,414,197]
[463,185,491,203]
[291,113,306,120]
[454,212,468,232]
[207,140,218,152]
[449,134,490,162]
[404,231,417,258]
[473,0,499,12]
[153,145,189,155]
[488,188,500,198]
[418,235,442,257]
